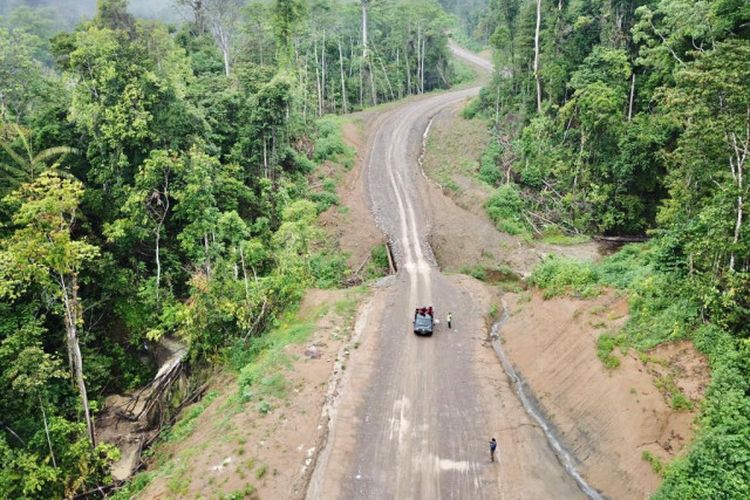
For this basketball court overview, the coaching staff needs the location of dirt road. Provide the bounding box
[306,50,585,499]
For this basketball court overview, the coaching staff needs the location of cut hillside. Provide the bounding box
[317,117,384,271]
[422,101,601,277]
[497,291,709,499]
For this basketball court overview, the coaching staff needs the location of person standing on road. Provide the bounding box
[447,312,453,329]
[489,438,497,462]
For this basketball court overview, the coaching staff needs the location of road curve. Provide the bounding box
[307,49,584,499]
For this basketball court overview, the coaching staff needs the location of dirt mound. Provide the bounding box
[499,291,709,499]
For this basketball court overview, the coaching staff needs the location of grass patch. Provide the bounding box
[161,390,219,444]
[423,108,490,191]
[653,374,693,411]
[530,256,601,298]
[110,471,156,499]
[642,450,665,476]
[489,303,499,319]
[166,462,190,496]
[231,288,365,414]
[597,333,624,369]
[227,311,316,414]
[460,264,487,281]
[255,463,268,480]
[539,226,591,245]
[314,116,355,169]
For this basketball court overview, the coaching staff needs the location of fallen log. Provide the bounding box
[593,235,649,243]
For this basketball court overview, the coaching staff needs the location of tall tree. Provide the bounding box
[533,0,542,113]
[204,0,240,76]
[0,172,100,447]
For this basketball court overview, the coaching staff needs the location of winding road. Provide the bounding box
[307,47,585,499]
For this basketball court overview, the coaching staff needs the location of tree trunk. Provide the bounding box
[338,39,348,113]
[239,246,250,302]
[154,229,161,301]
[628,72,636,121]
[322,30,327,112]
[39,395,57,468]
[534,0,543,114]
[361,1,368,55]
[378,54,395,101]
[60,274,96,448]
[420,37,426,93]
[404,44,412,94]
[416,27,422,93]
[220,29,231,76]
[729,125,747,271]
[314,40,323,116]
[203,233,212,278]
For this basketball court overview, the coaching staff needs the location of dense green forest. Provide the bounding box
[0,0,458,496]
[471,0,750,497]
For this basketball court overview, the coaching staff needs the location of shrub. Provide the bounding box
[365,245,390,279]
[461,97,482,119]
[529,256,600,298]
[309,251,348,288]
[485,184,529,236]
[310,191,339,212]
[478,140,503,186]
[313,117,354,166]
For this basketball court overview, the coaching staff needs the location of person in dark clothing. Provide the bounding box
[447,312,453,329]
[489,438,497,462]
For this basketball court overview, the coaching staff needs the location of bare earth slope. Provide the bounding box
[500,292,708,499]
[306,61,583,498]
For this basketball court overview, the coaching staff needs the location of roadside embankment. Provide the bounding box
[498,291,709,499]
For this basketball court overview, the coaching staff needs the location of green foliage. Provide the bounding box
[0,420,119,499]
[642,450,665,477]
[485,184,529,236]
[529,256,600,298]
[478,0,750,494]
[530,240,750,496]
[656,327,750,499]
[169,392,218,442]
[461,96,482,119]
[313,117,354,167]
[478,139,502,186]
[309,251,348,289]
[0,0,463,493]
[596,333,623,369]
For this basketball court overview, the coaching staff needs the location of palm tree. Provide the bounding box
[0,122,78,189]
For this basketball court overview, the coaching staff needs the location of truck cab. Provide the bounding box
[413,306,434,336]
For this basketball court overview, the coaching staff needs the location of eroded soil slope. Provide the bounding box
[499,292,709,499]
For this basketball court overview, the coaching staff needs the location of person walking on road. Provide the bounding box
[447,312,453,329]
[489,438,497,462]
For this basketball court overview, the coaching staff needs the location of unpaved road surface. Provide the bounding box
[307,51,585,499]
